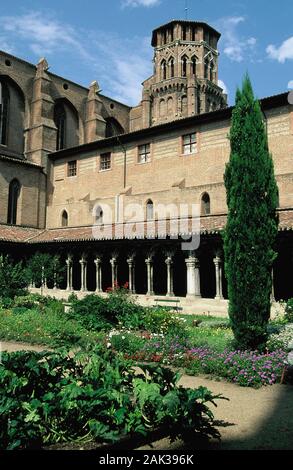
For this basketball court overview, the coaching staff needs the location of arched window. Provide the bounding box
[201,193,211,216]
[95,205,104,225]
[182,56,188,77]
[146,200,154,221]
[181,95,188,116]
[7,179,20,225]
[54,102,66,150]
[105,118,124,138]
[0,80,9,145]
[169,58,175,78]
[61,210,68,227]
[159,99,166,117]
[191,56,197,76]
[161,60,167,80]
[167,97,174,114]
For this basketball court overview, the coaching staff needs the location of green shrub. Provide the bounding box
[285,299,293,323]
[109,332,146,354]
[143,308,185,334]
[0,347,222,449]
[0,255,29,300]
[67,294,115,331]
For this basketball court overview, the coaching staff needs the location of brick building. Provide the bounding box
[0,20,292,314]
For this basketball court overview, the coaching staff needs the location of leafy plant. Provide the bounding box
[285,299,293,323]
[26,253,64,288]
[0,347,222,450]
[0,255,29,300]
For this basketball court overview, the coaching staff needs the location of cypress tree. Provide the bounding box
[224,75,279,350]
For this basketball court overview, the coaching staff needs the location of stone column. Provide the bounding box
[214,255,223,300]
[185,255,201,298]
[79,255,88,292]
[165,256,174,297]
[94,257,103,293]
[145,257,154,296]
[110,257,118,289]
[66,256,73,291]
[127,257,136,294]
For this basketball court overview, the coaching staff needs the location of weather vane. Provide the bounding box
[185,0,188,20]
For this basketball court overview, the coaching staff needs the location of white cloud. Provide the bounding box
[0,36,14,53]
[267,37,293,63]
[288,80,293,89]
[0,11,152,106]
[122,0,160,7]
[216,16,257,62]
[0,12,91,60]
[218,79,228,95]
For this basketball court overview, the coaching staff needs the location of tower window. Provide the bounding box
[0,80,9,146]
[182,56,188,77]
[182,133,197,155]
[201,193,211,215]
[192,27,196,41]
[95,206,103,225]
[61,210,68,227]
[7,179,20,225]
[100,152,111,171]
[54,102,66,150]
[161,60,167,80]
[67,160,77,177]
[169,58,175,78]
[146,200,154,221]
[191,56,197,76]
[182,25,187,40]
[138,143,151,164]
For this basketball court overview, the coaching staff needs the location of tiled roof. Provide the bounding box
[0,225,44,242]
[1,210,292,244]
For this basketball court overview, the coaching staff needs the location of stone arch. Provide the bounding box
[161,59,167,80]
[146,199,154,221]
[167,96,174,114]
[7,178,21,225]
[105,117,124,137]
[168,57,175,78]
[53,98,79,150]
[181,95,188,116]
[181,55,188,77]
[0,75,25,154]
[191,55,198,76]
[159,98,166,117]
[201,192,211,215]
[61,210,68,227]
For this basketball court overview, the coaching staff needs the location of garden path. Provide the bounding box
[1,341,292,450]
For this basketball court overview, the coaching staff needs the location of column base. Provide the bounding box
[186,294,202,299]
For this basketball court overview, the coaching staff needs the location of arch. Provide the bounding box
[161,60,167,80]
[54,98,79,150]
[181,56,188,77]
[105,117,124,138]
[191,55,198,76]
[0,80,9,145]
[0,75,25,153]
[201,193,211,216]
[159,98,166,117]
[61,210,68,227]
[169,57,175,78]
[181,95,188,116]
[167,97,174,114]
[146,199,154,221]
[7,178,21,225]
[95,205,104,225]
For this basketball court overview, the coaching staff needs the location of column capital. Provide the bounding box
[213,255,222,266]
[94,257,102,266]
[165,256,173,266]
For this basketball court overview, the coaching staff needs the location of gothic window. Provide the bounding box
[182,133,197,155]
[146,200,154,221]
[61,210,68,227]
[7,179,20,225]
[192,27,197,41]
[167,97,174,114]
[182,56,188,77]
[191,56,197,76]
[182,25,187,40]
[204,61,209,79]
[95,206,103,225]
[54,102,66,150]
[0,80,9,145]
[159,99,166,117]
[201,193,211,215]
[181,95,188,116]
[169,58,175,78]
[161,60,167,80]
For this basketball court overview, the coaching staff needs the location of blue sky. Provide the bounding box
[0,0,292,106]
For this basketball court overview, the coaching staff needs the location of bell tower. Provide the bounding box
[141,20,227,127]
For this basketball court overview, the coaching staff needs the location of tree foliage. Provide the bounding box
[0,255,29,300]
[223,75,279,349]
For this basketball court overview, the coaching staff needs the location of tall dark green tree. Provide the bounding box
[224,75,279,350]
